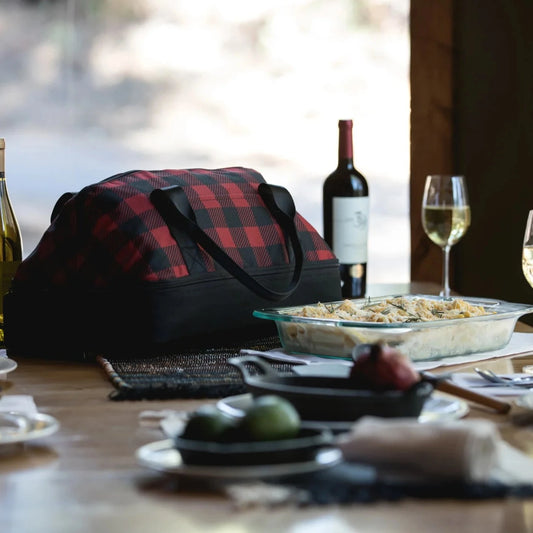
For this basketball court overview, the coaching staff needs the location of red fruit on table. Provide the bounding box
[350,343,420,391]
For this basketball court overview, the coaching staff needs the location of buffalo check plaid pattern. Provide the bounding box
[15,167,335,288]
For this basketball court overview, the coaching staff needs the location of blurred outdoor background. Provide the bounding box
[0,0,410,284]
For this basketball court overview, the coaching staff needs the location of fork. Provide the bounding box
[474,368,533,388]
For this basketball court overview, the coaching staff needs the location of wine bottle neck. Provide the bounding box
[338,120,354,164]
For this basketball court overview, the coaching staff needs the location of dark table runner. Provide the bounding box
[263,463,533,504]
[97,335,287,400]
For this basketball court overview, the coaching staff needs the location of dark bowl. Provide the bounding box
[228,355,433,422]
[174,425,334,466]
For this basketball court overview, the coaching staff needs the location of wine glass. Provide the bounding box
[522,210,533,287]
[421,175,470,298]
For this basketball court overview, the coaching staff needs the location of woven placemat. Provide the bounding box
[97,336,287,401]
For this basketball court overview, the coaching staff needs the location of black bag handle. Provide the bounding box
[50,192,76,223]
[150,183,303,301]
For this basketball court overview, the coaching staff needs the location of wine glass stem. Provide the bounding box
[441,245,451,297]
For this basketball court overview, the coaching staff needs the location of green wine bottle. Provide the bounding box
[0,138,23,334]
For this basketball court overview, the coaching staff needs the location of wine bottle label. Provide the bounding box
[332,197,369,263]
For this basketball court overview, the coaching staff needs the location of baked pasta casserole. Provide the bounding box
[292,296,493,323]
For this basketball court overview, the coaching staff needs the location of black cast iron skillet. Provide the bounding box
[229,355,511,417]
[229,355,433,422]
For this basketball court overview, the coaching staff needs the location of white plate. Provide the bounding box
[216,393,469,432]
[0,412,60,445]
[136,439,342,481]
[418,396,470,423]
[0,357,17,374]
[514,392,533,410]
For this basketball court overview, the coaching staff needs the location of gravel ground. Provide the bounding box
[0,0,410,283]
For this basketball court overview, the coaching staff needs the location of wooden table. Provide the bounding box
[2,285,533,533]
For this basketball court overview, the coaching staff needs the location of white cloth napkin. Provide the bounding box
[139,408,188,437]
[0,395,37,416]
[336,416,533,484]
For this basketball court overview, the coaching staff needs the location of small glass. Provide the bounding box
[522,210,533,288]
[421,175,470,298]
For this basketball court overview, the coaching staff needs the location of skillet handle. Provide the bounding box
[420,371,511,414]
[228,355,280,381]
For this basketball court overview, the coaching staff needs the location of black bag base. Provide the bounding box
[6,325,279,362]
[4,262,340,360]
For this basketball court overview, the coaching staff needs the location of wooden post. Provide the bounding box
[409,0,454,284]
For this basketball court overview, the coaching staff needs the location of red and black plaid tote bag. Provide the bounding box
[4,167,341,358]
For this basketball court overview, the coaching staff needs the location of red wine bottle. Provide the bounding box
[323,120,369,298]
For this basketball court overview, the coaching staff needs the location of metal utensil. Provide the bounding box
[474,368,533,388]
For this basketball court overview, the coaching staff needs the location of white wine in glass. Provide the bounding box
[421,175,470,298]
[522,210,533,287]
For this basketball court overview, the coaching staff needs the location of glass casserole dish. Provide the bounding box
[253,294,533,361]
